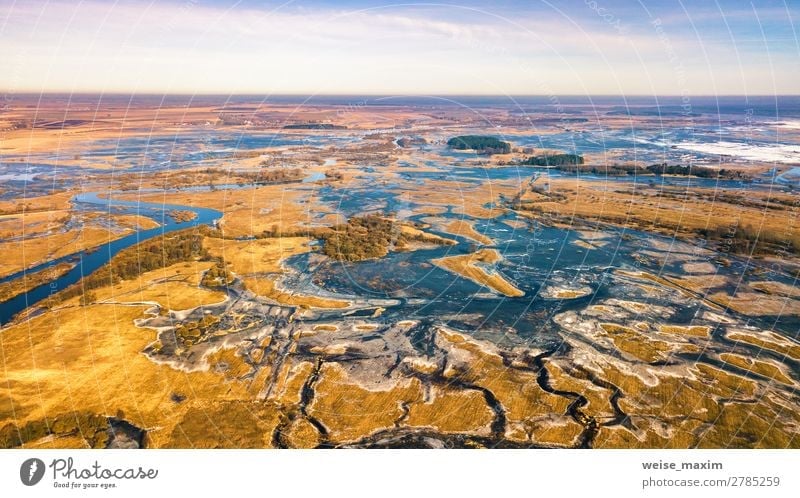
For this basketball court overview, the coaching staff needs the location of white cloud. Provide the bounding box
[0,0,796,94]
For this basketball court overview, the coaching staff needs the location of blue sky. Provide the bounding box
[1,0,797,94]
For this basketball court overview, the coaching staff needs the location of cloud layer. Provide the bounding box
[1,0,797,94]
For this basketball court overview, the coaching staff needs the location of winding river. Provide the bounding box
[0,192,222,325]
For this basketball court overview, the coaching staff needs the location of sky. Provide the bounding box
[0,0,798,95]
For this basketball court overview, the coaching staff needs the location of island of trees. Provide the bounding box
[510,152,750,180]
[447,135,511,154]
[321,213,454,261]
[518,153,584,166]
[550,162,750,180]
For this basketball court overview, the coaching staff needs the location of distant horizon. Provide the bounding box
[6,92,800,97]
[9,93,800,118]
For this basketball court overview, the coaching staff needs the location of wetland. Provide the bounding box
[1,95,799,448]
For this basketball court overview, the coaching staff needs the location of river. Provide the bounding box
[0,192,221,325]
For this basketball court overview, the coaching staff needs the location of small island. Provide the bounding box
[433,248,524,297]
[169,210,198,223]
[519,153,584,166]
[322,213,454,261]
[447,135,511,154]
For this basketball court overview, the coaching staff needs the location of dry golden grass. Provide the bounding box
[0,103,244,157]
[0,210,70,239]
[204,347,254,381]
[588,359,800,448]
[269,361,314,406]
[542,287,592,299]
[595,421,703,449]
[405,387,494,434]
[694,401,799,448]
[437,329,580,444]
[433,248,524,297]
[518,417,586,447]
[544,360,615,421]
[312,324,338,332]
[672,274,730,292]
[0,191,74,214]
[395,179,516,219]
[658,325,711,338]
[204,236,309,274]
[61,261,226,311]
[726,330,800,361]
[408,204,449,216]
[164,401,280,448]
[21,434,92,449]
[617,270,724,310]
[283,418,321,448]
[398,224,455,246]
[719,353,794,385]
[442,219,494,245]
[111,214,160,230]
[599,323,672,363]
[0,304,262,448]
[309,362,423,443]
[126,184,319,238]
[243,277,349,309]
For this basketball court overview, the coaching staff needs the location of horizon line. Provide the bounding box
[4,92,799,99]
